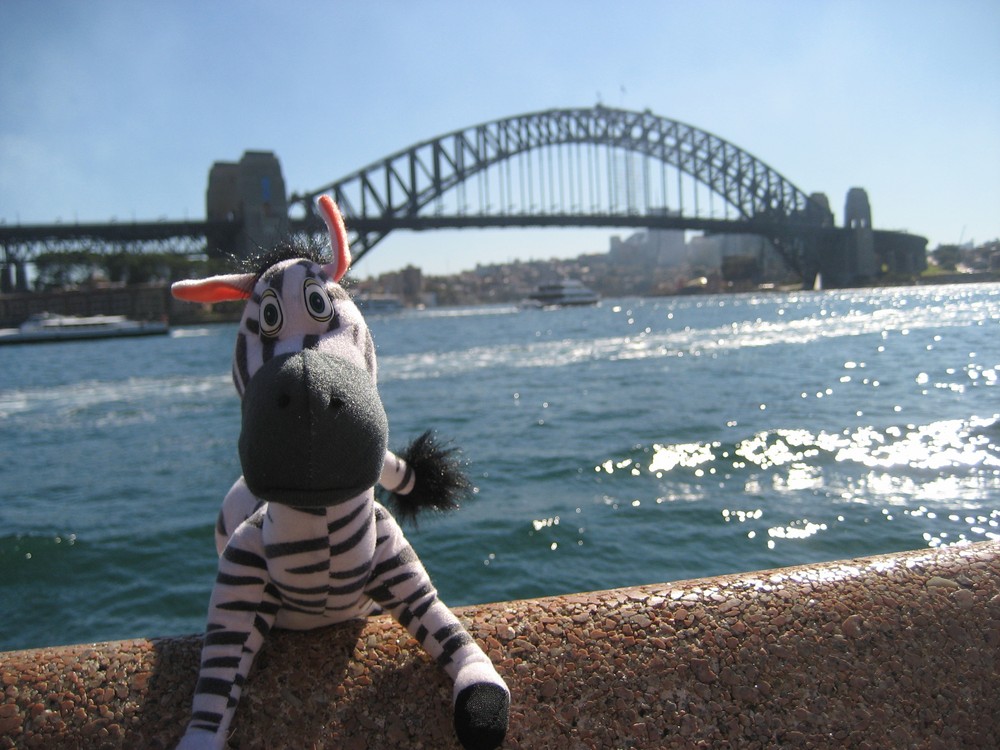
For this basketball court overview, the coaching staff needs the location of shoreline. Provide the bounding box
[1,274,997,328]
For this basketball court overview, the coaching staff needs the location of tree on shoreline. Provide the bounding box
[30,251,226,290]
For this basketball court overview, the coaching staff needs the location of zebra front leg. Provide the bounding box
[366,505,510,750]
[214,477,263,554]
[178,520,280,750]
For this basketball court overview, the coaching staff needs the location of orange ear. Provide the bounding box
[171,273,256,302]
[316,195,351,282]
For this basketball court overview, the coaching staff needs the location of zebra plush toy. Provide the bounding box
[170,196,510,750]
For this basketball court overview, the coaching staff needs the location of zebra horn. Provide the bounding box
[316,195,351,283]
[171,273,256,302]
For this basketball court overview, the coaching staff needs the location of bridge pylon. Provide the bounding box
[206,151,289,258]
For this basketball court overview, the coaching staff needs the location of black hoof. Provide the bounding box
[454,682,510,750]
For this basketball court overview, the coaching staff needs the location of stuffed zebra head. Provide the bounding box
[172,197,388,507]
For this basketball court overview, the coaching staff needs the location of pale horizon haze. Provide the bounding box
[1,0,997,278]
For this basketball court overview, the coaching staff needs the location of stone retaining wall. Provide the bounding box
[2,541,998,748]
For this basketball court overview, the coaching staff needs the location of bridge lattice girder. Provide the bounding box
[295,106,834,265]
[0,221,237,265]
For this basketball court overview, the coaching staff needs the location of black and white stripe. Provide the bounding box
[178,257,507,750]
[184,492,504,744]
[230,259,370,397]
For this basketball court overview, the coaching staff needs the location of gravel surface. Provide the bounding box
[2,541,998,748]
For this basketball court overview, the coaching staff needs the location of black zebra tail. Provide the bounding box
[386,430,473,525]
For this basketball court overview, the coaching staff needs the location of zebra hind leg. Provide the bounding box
[454,681,510,750]
[366,507,509,749]
[448,651,510,749]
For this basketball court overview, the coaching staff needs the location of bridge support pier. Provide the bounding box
[206,151,289,258]
[814,229,875,288]
[0,261,28,294]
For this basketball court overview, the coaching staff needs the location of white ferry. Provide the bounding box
[353,293,404,315]
[0,313,169,345]
[527,279,600,307]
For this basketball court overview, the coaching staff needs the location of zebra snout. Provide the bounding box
[272,388,343,414]
[239,350,388,507]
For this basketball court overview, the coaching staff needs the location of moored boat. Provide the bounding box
[0,313,169,345]
[528,279,599,307]
[353,293,404,315]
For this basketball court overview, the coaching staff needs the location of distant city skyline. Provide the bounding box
[2,1,997,278]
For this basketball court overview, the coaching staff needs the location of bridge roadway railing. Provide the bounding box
[291,212,834,237]
[0,220,229,243]
[1,540,996,748]
[0,220,238,263]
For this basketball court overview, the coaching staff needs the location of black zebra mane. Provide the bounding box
[231,236,330,282]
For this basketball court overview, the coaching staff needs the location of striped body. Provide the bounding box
[187,488,496,742]
[174,239,508,750]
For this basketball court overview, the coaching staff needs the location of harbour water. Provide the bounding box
[1,283,998,652]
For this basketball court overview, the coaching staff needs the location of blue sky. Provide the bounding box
[1,0,997,278]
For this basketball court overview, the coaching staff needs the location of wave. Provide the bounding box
[595,414,1000,506]
[411,305,521,319]
[170,327,213,338]
[0,374,233,422]
[377,297,992,381]
[604,414,1000,475]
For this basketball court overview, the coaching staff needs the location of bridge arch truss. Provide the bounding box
[295,106,833,272]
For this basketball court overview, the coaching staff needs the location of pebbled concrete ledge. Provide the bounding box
[2,540,998,749]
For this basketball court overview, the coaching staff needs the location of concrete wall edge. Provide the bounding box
[2,540,998,748]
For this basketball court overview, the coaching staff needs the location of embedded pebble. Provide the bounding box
[0,541,997,748]
[926,575,960,590]
[842,614,864,638]
[951,588,975,609]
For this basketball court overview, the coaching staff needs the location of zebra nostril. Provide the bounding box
[276,392,292,409]
[329,396,345,411]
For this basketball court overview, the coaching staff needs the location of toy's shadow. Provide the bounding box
[228,620,369,747]
[131,619,369,749]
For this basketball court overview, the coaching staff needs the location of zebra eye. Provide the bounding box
[259,289,283,337]
[303,279,334,322]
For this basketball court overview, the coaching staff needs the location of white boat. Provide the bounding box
[0,313,169,345]
[528,280,600,307]
[353,293,404,315]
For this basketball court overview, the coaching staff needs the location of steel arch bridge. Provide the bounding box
[292,105,835,275]
[3,105,926,294]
